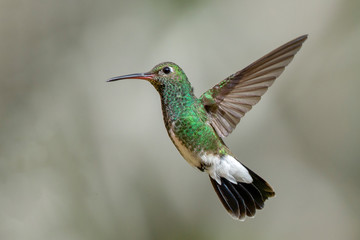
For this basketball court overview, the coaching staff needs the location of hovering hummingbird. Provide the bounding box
[108,35,307,220]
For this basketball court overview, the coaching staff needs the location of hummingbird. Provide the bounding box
[108,35,307,220]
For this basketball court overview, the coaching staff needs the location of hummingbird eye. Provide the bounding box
[162,66,172,74]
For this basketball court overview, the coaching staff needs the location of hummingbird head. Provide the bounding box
[108,62,192,92]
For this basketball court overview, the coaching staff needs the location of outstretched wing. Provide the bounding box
[200,35,308,138]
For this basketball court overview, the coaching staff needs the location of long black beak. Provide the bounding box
[107,72,154,82]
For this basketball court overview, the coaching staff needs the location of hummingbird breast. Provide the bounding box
[163,98,226,170]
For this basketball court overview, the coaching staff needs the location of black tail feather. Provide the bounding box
[239,182,264,209]
[209,169,275,220]
[233,183,256,217]
[210,179,241,218]
[246,168,275,200]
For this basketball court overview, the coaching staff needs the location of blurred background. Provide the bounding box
[1,0,359,239]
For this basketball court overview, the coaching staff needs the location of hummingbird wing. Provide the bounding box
[200,35,307,138]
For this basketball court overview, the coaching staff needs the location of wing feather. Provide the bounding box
[200,35,308,137]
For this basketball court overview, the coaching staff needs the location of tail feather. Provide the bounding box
[238,181,264,209]
[209,168,275,220]
[210,179,244,219]
[246,167,275,200]
[233,183,256,217]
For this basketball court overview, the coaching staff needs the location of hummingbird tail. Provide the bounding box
[209,168,275,220]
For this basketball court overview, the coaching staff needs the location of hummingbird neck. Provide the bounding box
[158,81,197,123]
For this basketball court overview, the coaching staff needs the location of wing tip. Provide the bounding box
[296,34,308,41]
[300,34,309,40]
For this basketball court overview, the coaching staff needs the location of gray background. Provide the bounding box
[1,0,359,239]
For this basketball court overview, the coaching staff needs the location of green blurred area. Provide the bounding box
[1,0,359,239]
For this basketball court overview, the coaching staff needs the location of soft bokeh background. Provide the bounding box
[1,0,359,239]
